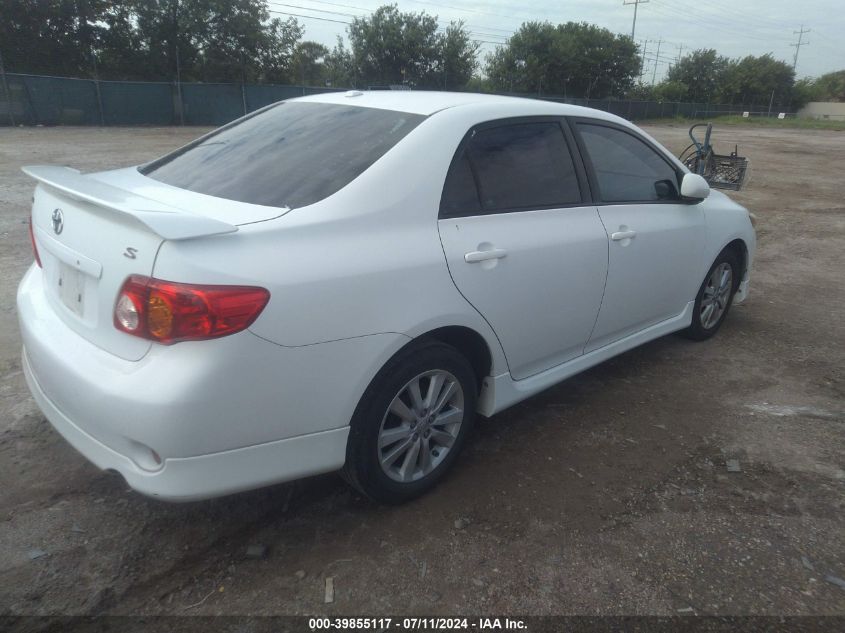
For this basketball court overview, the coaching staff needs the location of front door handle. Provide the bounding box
[465,248,508,263]
[611,230,637,241]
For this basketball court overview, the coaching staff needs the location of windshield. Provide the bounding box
[140,102,425,209]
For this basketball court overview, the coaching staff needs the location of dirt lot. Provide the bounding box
[0,123,843,620]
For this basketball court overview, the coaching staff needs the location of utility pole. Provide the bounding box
[651,38,663,86]
[624,0,649,41]
[639,39,649,84]
[675,43,685,64]
[791,25,810,72]
[0,48,15,126]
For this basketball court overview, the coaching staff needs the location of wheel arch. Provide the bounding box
[415,325,493,391]
[722,238,749,285]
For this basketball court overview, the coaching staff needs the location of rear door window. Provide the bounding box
[141,102,425,209]
[470,122,581,213]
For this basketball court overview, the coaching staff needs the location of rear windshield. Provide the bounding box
[140,102,425,209]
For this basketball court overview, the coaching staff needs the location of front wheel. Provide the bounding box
[680,250,740,341]
[342,341,477,504]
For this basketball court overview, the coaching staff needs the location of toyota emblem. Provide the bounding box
[51,208,64,235]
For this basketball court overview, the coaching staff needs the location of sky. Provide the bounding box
[265,0,844,83]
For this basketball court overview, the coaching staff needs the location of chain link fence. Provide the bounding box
[0,72,787,127]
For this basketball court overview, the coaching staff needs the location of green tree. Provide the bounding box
[792,77,819,107]
[653,80,688,102]
[196,0,301,83]
[626,83,656,100]
[348,5,439,87]
[291,41,329,86]
[0,0,107,77]
[118,0,302,83]
[105,1,205,81]
[346,4,476,89]
[484,21,640,98]
[438,21,479,90]
[323,37,356,87]
[0,0,305,83]
[811,70,845,102]
[664,49,729,103]
[717,54,795,106]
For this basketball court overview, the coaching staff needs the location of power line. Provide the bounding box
[649,0,792,44]
[691,0,798,31]
[271,2,360,19]
[269,8,350,25]
[267,8,508,47]
[791,25,810,72]
[651,0,791,36]
[278,0,514,37]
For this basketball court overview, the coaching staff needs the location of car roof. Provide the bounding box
[291,90,624,122]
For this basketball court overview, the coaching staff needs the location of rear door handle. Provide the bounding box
[464,248,508,263]
[611,230,637,241]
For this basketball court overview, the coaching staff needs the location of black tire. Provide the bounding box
[342,341,477,504]
[680,249,741,341]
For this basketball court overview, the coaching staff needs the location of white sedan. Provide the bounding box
[18,92,756,503]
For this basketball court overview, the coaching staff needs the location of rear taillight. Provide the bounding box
[28,219,42,268]
[114,275,270,344]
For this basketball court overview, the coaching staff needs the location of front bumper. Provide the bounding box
[17,265,403,501]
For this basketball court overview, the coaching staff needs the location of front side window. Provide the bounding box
[440,121,581,217]
[141,102,425,209]
[577,123,680,203]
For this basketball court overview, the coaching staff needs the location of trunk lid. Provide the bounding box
[24,165,242,361]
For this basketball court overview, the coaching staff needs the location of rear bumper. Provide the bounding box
[23,347,348,501]
[17,265,405,501]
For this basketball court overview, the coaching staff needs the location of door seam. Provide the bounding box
[584,206,611,353]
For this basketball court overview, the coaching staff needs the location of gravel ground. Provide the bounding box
[0,123,843,620]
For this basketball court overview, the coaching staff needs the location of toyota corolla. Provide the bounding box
[17,91,756,503]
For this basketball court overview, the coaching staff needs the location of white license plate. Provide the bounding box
[57,262,85,317]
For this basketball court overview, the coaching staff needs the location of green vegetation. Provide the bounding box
[0,1,478,87]
[330,5,479,89]
[795,70,845,103]
[0,1,842,106]
[482,22,640,99]
[637,49,803,109]
[642,115,845,131]
[710,115,845,130]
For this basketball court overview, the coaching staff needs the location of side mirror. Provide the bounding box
[680,173,710,202]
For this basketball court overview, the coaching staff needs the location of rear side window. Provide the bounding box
[440,121,581,218]
[440,151,480,217]
[469,122,581,213]
[577,123,680,203]
[141,102,424,209]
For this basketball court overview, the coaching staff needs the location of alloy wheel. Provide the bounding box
[700,262,733,329]
[377,370,465,483]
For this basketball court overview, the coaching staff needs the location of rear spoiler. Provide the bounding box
[22,165,238,240]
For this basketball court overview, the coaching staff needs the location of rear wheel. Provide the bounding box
[681,249,740,341]
[343,341,477,504]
